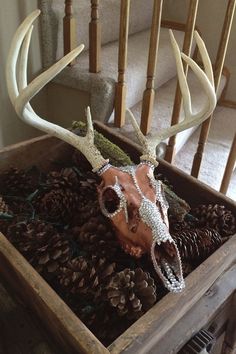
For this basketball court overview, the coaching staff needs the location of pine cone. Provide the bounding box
[192,204,236,237]
[37,188,79,223]
[169,214,199,233]
[172,227,222,263]
[58,256,116,300]
[7,220,71,275]
[72,199,101,226]
[78,174,98,202]
[0,167,34,196]
[46,168,79,190]
[72,216,118,258]
[106,268,156,320]
[0,196,13,234]
[0,196,9,214]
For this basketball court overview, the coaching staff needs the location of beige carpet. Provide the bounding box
[174,106,236,201]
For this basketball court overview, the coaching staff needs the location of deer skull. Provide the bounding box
[97,162,184,292]
[6,10,216,293]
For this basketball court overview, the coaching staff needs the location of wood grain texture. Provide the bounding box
[161,20,186,31]
[63,0,77,64]
[191,0,236,178]
[222,293,236,354]
[220,133,236,194]
[89,0,101,73]
[114,0,130,127]
[218,99,236,109]
[165,0,199,164]
[0,280,55,354]
[140,0,163,135]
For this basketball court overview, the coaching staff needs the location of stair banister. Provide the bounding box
[220,133,236,194]
[140,0,163,135]
[114,0,131,127]
[63,0,77,64]
[165,0,199,163]
[89,0,101,73]
[191,0,236,178]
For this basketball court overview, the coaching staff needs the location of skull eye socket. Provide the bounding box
[103,188,120,213]
[99,186,122,217]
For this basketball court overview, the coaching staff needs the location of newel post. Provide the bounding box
[89,0,101,73]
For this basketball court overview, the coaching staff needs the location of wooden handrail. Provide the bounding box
[114,0,130,127]
[140,0,163,135]
[191,0,236,178]
[63,0,77,63]
[165,0,199,163]
[89,0,101,73]
[220,133,236,195]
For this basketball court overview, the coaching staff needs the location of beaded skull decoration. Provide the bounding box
[6,10,216,292]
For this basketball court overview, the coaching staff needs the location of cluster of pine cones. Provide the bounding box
[0,163,235,345]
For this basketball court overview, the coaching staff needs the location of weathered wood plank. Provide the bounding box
[222,293,236,354]
[0,280,55,354]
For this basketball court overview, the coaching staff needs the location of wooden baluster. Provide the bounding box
[89,0,101,73]
[191,0,236,177]
[63,0,77,63]
[114,0,130,127]
[220,133,236,194]
[165,0,199,163]
[140,0,163,135]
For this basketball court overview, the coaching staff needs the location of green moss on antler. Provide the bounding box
[72,121,133,167]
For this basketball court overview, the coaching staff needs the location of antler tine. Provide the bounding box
[126,109,159,166]
[19,24,34,114]
[6,10,108,172]
[127,30,216,162]
[148,30,217,146]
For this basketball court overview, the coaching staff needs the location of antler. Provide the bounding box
[127,30,217,164]
[6,10,108,172]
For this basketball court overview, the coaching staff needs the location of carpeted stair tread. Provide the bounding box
[175,106,236,200]
[52,28,185,121]
[108,71,227,154]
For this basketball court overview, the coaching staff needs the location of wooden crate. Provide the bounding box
[0,123,235,354]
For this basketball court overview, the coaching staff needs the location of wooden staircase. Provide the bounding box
[39,0,236,198]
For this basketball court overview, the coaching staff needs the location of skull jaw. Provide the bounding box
[115,225,185,293]
[151,240,185,293]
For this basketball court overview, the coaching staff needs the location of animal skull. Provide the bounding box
[6,10,217,292]
[97,162,184,292]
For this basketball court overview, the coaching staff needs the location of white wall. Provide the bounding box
[0,0,48,148]
[163,0,236,101]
